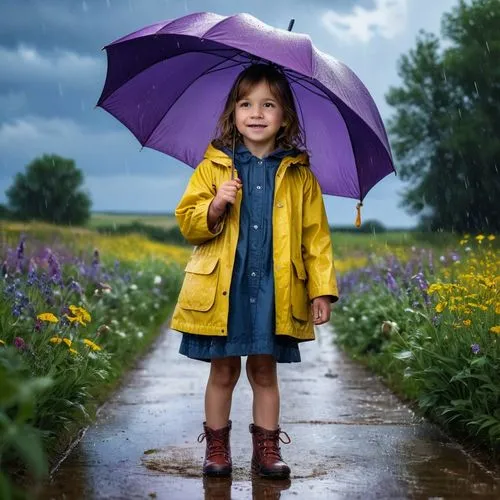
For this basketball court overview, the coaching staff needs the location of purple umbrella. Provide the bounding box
[97,11,395,203]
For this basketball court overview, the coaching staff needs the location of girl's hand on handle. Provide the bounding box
[311,296,332,325]
[211,178,243,214]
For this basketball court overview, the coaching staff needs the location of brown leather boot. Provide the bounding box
[249,423,291,479]
[198,421,232,476]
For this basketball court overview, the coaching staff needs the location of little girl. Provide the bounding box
[170,63,338,479]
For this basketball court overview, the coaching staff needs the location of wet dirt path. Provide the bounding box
[37,323,499,499]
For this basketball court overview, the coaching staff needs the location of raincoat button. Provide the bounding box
[258,160,263,165]
[250,298,256,303]
[253,224,259,230]
[251,272,256,277]
[222,291,227,295]
[256,185,262,190]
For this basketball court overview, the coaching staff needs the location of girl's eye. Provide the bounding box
[239,102,250,108]
[264,102,275,108]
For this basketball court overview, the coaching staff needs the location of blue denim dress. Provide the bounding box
[179,142,301,363]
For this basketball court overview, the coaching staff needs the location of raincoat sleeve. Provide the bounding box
[301,170,339,303]
[175,160,225,246]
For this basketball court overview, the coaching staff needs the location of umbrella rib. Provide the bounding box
[285,69,363,199]
[141,55,241,148]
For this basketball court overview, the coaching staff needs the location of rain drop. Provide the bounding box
[82,0,88,12]
[485,41,490,53]
[474,81,479,96]
[458,108,462,119]
[442,69,447,82]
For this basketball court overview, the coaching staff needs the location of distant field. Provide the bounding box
[89,212,178,229]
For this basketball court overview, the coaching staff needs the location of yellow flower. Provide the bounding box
[496,303,500,315]
[0,339,5,346]
[49,336,62,344]
[475,234,485,243]
[487,235,496,241]
[463,319,471,327]
[490,326,500,334]
[62,338,72,347]
[68,305,91,324]
[83,338,102,351]
[428,284,443,295]
[37,312,59,323]
[69,348,78,355]
[435,302,447,313]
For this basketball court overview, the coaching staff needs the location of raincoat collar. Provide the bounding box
[204,142,309,169]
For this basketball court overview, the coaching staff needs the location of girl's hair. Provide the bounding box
[212,64,305,151]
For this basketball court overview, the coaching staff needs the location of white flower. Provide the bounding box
[349,317,355,323]
[129,284,138,291]
[361,315,368,321]
[154,303,159,309]
[465,247,471,252]
[439,255,446,262]
[136,331,144,338]
[342,306,349,312]
[153,275,162,285]
[116,330,127,338]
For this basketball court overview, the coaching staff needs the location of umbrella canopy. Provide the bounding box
[97,11,395,201]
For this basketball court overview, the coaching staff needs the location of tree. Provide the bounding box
[386,0,500,232]
[6,155,92,225]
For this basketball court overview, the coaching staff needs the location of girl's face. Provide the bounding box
[234,80,286,152]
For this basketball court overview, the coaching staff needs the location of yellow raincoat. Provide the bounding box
[170,143,339,341]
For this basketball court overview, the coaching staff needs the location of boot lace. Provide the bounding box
[197,431,229,458]
[258,430,291,460]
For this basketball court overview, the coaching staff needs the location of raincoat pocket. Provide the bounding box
[178,255,220,311]
[290,258,309,322]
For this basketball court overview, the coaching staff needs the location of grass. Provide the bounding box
[88,212,178,230]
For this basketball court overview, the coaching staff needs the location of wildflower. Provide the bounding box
[475,234,485,243]
[463,319,471,327]
[381,321,398,335]
[37,312,59,323]
[65,305,91,326]
[137,331,144,338]
[14,337,26,350]
[487,235,495,241]
[97,325,111,336]
[465,247,471,252]
[489,326,500,334]
[49,337,63,344]
[470,343,480,355]
[129,284,138,291]
[153,275,162,285]
[62,338,72,347]
[435,302,447,313]
[83,338,102,351]
[495,303,500,315]
[70,280,83,295]
[69,348,78,355]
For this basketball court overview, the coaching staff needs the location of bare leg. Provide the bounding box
[205,356,241,429]
[246,355,279,429]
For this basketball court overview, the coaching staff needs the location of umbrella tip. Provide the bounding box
[287,19,295,31]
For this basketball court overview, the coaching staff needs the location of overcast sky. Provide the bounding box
[0,0,459,228]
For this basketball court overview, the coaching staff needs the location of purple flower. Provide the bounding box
[14,336,26,350]
[70,280,83,294]
[385,270,398,293]
[471,343,480,355]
